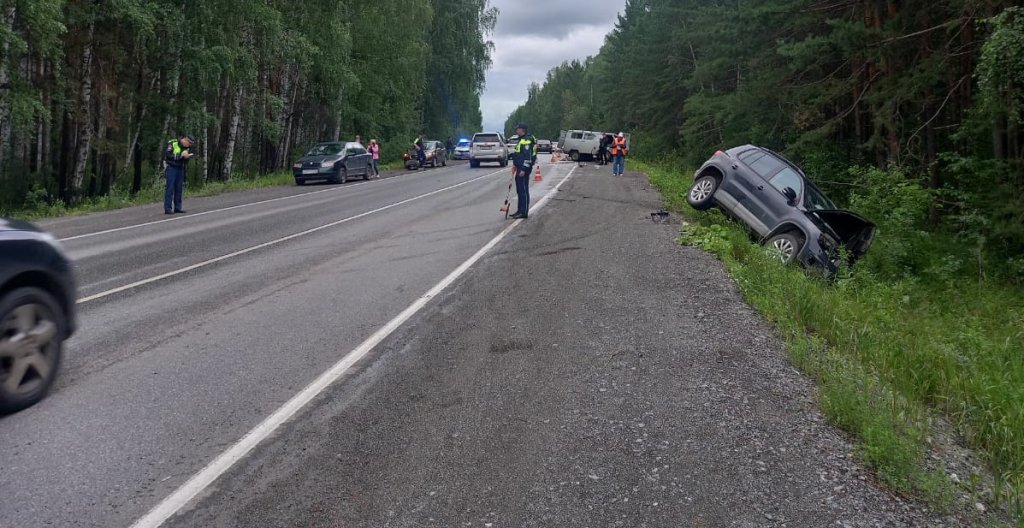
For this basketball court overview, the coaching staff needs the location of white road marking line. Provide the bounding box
[77,167,509,304]
[59,167,453,242]
[128,164,577,528]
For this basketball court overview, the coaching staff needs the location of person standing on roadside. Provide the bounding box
[413,132,426,169]
[369,139,381,177]
[164,134,195,214]
[354,135,363,146]
[510,123,536,220]
[610,132,629,177]
[598,133,612,165]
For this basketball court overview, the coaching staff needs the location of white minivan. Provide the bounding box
[470,132,509,168]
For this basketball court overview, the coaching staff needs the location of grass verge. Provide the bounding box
[3,159,430,221]
[639,160,1024,521]
[5,171,296,221]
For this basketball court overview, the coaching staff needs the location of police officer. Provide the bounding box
[413,132,426,169]
[164,134,195,214]
[510,123,537,219]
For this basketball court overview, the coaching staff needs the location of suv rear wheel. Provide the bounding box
[0,287,64,414]
[687,175,719,210]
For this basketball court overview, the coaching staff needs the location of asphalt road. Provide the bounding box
[2,159,943,527]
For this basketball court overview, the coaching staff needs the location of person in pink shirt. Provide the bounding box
[369,139,381,178]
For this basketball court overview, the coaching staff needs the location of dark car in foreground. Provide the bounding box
[0,218,76,414]
[404,140,447,169]
[292,141,372,185]
[687,145,876,274]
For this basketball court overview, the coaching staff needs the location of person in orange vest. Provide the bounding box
[609,132,629,177]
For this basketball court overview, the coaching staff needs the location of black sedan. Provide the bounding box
[292,142,373,185]
[687,145,876,274]
[0,218,77,414]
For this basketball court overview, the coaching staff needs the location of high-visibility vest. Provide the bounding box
[610,137,628,156]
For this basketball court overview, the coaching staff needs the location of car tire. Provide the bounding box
[338,167,348,184]
[569,150,579,162]
[441,155,447,167]
[295,178,305,186]
[363,165,370,180]
[0,287,64,414]
[766,233,803,265]
[687,175,719,211]
[500,158,508,167]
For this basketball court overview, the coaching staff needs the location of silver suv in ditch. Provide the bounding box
[469,132,509,168]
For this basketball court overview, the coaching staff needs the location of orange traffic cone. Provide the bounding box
[533,165,543,182]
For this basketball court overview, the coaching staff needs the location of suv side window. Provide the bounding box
[737,149,763,164]
[769,168,803,197]
[748,154,784,178]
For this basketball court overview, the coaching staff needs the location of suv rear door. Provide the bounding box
[473,133,501,154]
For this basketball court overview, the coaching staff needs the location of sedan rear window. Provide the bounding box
[474,134,500,143]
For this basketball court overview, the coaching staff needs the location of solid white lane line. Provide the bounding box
[128,164,577,528]
[59,167,456,242]
[77,167,509,304]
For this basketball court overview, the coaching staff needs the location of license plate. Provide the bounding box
[302,169,317,175]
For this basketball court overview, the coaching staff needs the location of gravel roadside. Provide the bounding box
[169,163,947,527]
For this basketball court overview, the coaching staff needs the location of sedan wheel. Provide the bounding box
[0,287,63,414]
[766,233,802,265]
[687,175,719,211]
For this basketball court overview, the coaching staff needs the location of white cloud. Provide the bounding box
[479,0,624,132]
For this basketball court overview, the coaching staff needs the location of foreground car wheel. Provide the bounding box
[687,175,719,210]
[0,287,64,414]
[766,233,803,265]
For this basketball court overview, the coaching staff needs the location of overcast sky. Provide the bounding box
[480,0,626,133]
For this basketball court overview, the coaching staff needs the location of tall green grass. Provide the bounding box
[640,161,1024,518]
[3,171,296,220]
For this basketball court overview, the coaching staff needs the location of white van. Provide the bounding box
[557,130,601,161]
[557,130,631,161]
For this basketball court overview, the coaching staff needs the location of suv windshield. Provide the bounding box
[474,134,500,143]
[306,143,343,156]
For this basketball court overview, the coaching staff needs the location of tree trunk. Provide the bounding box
[156,47,183,171]
[58,110,72,202]
[222,83,243,180]
[0,6,17,171]
[70,18,97,196]
[275,67,292,170]
[200,101,209,182]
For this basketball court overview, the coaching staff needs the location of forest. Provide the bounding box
[0,0,496,212]
[506,0,1024,276]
